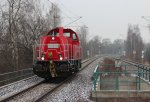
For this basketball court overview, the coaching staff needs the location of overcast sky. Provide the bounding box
[44,0,150,43]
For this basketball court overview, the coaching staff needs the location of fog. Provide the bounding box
[44,0,150,42]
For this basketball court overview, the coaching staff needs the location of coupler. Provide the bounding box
[49,60,57,77]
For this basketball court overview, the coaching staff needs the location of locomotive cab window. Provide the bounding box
[63,32,70,37]
[49,31,59,36]
[72,34,77,40]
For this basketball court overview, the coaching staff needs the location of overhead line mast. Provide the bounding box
[47,0,83,27]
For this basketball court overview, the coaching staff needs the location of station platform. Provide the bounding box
[91,60,150,102]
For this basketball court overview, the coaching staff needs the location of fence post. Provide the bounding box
[125,65,126,75]
[143,66,144,78]
[137,66,139,90]
[94,78,96,91]
[138,67,141,90]
[148,68,150,82]
[93,71,97,91]
[146,67,148,80]
[93,65,99,91]
[136,73,138,90]
[110,65,112,76]
[115,67,119,90]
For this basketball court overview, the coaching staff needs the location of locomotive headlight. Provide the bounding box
[60,57,63,60]
[52,37,55,40]
[41,57,44,60]
[59,54,63,60]
[41,54,45,60]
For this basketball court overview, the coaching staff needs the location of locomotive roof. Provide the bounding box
[47,27,76,35]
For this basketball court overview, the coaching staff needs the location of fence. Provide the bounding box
[93,65,99,90]
[93,63,150,91]
[0,68,34,87]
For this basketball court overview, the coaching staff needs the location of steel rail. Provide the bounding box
[0,76,44,102]
[122,59,150,68]
[1,56,99,102]
[34,56,98,102]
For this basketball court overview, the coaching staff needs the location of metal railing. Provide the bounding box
[93,64,150,91]
[0,68,34,87]
[93,65,99,90]
[0,57,90,87]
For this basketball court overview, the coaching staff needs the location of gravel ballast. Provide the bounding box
[0,76,44,101]
[41,58,102,102]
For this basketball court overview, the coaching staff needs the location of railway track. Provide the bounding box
[110,55,147,67]
[122,59,150,67]
[0,56,98,102]
[0,75,44,101]
[35,56,98,102]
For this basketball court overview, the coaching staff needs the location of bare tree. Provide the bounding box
[0,0,62,73]
[145,43,150,63]
[77,25,88,59]
[126,24,144,62]
[88,36,101,57]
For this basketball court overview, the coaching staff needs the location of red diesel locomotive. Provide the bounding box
[33,27,82,79]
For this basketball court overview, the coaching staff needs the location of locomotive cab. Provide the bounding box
[33,27,82,78]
